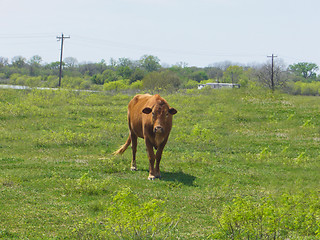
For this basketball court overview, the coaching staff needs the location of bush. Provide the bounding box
[8,74,44,87]
[191,70,208,82]
[212,192,320,239]
[130,80,143,90]
[80,80,92,90]
[301,81,320,95]
[102,69,119,83]
[103,79,129,91]
[74,187,178,239]
[184,79,199,89]
[286,81,320,96]
[45,75,59,88]
[0,73,5,79]
[72,173,111,195]
[25,76,42,87]
[286,81,301,95]
[62,76,84,89]
[239,76,248,87]
[142,70,181,91]
[130,68,145,83]
[9,73,22,84]
[91,74,105,85]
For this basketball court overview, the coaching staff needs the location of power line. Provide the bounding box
[56,33,70,87]
[73,34,268,59]
[0,33,55,39]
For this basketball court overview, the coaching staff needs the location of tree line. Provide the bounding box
[0,54,319,95]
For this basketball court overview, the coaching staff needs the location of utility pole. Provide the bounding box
[56,33,70,87]
[267,54,277,91]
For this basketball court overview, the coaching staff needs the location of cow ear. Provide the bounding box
[142,107,152,114]
[169,108,177,115]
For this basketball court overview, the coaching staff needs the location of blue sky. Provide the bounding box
[1,0,320,67]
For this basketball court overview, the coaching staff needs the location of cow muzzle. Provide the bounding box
[154,126,164,133]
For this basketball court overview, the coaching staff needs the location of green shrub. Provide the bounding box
[286,81,320,96]
[80,80,92,90]
[25,76,42,87]
[62,76,84,89]
[9,73,21,83]
[103,79,129,91]
[142,70,181,91]
[130,80,143,90]
[44,75,59,88]
[300,82,319,96]
[74,187,178,239]
[212,192,320,239]
[102,69,119,83]
[191,70,208,82]
[239,77,248,87]
[72,173,111,195]
[184,79,199,89]
[286,81,301,95]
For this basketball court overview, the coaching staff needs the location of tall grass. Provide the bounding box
[0,88,319,239]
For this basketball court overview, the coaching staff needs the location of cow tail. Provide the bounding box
[113,136,131,155]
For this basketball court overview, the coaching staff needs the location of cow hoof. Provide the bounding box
[148,176,156,180]
[130,167,137,171]
[155,175,161,179]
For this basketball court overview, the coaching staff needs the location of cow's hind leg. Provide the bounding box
[130,133,138,171]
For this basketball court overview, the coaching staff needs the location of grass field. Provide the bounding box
[0,88,319,239]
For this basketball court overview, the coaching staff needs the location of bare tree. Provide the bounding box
[0,57,9,67]
[256,59,287,90]
[12,56,26,68]
[64,57,78,68]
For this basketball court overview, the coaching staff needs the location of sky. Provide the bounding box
[1,0,320,68]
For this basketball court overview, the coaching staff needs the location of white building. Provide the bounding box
[198,83,240,90]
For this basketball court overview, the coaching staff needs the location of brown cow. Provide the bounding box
[114,94,177,180]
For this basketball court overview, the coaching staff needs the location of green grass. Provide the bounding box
[0,88,319,239]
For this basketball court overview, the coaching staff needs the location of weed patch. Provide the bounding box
[74,187,179,239]
[212,192,320,239]
[64,173,112,196]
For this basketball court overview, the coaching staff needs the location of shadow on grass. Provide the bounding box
[160,171,196,186]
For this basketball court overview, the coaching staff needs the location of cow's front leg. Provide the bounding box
[130,133,138,171]
[145,139,156,180]
[155,141,166,178]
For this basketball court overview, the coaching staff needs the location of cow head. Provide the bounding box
[142,103,177,134]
